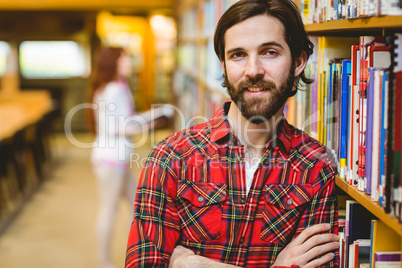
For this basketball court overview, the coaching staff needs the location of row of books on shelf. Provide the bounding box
[299,0,402,24]
[285,33,402,222]
[338,198,401,268]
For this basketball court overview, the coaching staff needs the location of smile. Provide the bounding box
[244,87,268,92]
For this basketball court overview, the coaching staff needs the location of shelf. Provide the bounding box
[305,15,402,35]
[336,176,402,235]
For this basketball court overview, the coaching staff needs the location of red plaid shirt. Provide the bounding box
[126,102,339,267]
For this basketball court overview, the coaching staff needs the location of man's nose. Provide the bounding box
[245,56,264,79]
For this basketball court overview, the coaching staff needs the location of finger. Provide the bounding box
[292,223,332,245]
[173,245,193,255]
[304,240,339,261]
[302,233,339,252]
[303,252,336,268]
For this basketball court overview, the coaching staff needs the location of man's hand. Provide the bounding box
[169,246,240,268]
[169,245,195,268]
[272,223,339,268]
[169,224,338,268]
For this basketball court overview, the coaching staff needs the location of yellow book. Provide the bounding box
[370,220,402,265]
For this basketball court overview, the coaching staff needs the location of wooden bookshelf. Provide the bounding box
[305,15,402,35]
[176,0,402,244]
[336,176,402,235]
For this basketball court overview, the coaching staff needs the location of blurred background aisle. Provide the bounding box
[0,131,169,268]
[0,0,232,266]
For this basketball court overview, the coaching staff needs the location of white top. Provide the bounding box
[91,81,135,173]
[245,160,259,196]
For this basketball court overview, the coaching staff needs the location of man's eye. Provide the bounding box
[231,52,245,59]
[264,50,278,56]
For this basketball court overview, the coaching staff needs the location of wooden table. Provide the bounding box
[0,90,52,141]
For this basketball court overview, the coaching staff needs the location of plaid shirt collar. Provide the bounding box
[210,101,293,157]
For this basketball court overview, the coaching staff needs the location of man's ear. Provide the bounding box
[294,50,308,77]
[221,60,226,74]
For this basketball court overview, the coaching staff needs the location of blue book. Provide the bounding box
[340,60,351,179]
[347,66,353,182]
[365,67,376,195]
[378,72,389,206]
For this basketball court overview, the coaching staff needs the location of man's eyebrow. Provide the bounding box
[260,41,284,50]
[226,42,285,55]
[226,47,243,55]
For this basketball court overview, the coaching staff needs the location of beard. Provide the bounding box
[224,69,296,124]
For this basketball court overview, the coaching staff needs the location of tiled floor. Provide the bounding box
[0,130,172,268]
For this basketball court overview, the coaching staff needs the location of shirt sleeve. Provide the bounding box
[125,141,181,267]
[295,157,339,267]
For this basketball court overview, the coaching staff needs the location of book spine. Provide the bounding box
[364,67,375,195]
[340,60,351,179]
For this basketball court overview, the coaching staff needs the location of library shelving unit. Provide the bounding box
[175,0,402,248]
[175,0,236,123]
[305,15,402,241]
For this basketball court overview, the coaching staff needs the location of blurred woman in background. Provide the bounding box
[87,46,145,268]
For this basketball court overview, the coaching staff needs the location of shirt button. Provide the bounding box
[239,237,245,243]
[240,196,246,204]
[198,196,204,202]
[287,199,293,206]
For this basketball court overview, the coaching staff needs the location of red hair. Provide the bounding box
[86,46,125,135]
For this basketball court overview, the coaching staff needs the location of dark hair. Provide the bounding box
[214,0,314,85]
[86,46,125,135]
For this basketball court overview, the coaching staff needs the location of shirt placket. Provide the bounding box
[243,150,273,226]
[223,143,249,264]
[228,145,275,265]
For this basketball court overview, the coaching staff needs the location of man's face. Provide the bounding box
[222,15,299,124]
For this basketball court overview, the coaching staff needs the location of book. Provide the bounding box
[380,0,402,15]
[371,69,384,202]
[344,200,357,268]
[396,36,402,221]
[353,239,371,268]
[379,72,389,207]
[349,243,355,268]
[350,45,360,186]
[370,220,402,266]
[358,36,386,191]
[340,60,351,179]
[390,33,402,219]
[326,62,334,150]
[369,46,391,69]
[318,36,357,145]
[375,261,402,268]
[374,252,402,268]
[364,67,376,195]
[374,252,402,262]
[346,201,377,265]
[364,46,391,198]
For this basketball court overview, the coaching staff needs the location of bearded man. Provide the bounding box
[125,0,339,267]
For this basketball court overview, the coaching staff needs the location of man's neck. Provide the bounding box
[227,101,284,164]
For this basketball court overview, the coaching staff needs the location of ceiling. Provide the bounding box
[0,0,175,14]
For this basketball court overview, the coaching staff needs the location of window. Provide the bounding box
[0,41,10,76]
[19,41,89,78]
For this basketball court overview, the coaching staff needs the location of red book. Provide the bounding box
[358,36,386,191]
[350,45,360,186]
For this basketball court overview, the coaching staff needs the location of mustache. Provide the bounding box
[238,77,276,90]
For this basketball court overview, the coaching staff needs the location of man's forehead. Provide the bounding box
[223,15,286,50]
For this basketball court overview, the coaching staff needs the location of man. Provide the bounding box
[126,0,339,267]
